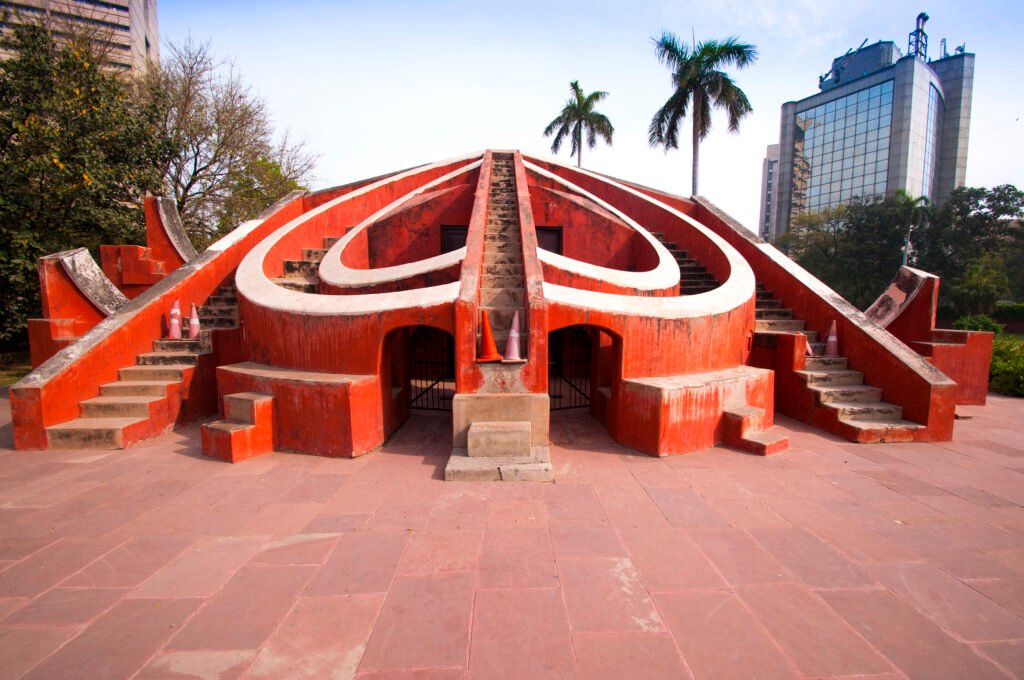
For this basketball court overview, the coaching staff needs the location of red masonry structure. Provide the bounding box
[11,151,981,478]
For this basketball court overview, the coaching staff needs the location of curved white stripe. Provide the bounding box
[523,154,755,318]
[319,161,481,288]
[524,162,679,292]
[235,152,481,316]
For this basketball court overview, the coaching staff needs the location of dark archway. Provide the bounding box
[407,326,456,411]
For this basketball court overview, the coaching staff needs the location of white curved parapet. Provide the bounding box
[318,162,481,289]
[47,248,129,315]
[155,197,199,262]
[522,157,755,319]
[235,153,481,316]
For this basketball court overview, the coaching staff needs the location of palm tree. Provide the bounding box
[895,189,929,266]
[649,33,757,196]
[543,80,614,168]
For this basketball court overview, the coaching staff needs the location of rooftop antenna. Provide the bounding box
[908,12,929,62]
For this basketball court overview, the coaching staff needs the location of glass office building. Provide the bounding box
[763,20,974,241]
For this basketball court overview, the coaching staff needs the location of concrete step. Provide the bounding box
[837,417,924,440]
[153,337,208,353]
[756,308,793,320]
[100,380,175,397]
[796,368,865,386]
[756,291,775,300]
[804,356,848,370]
[803,330,819,343]
[137,351,199,366]
[755,299,783,309]
[323,236,341,249]
[47,417,148,449]
[80,395,163,418]
[207,294,236,306]
[484,232,520,242]
[198,304,236,318]
[756,319,806,332]
[283,260,318,276]
[811,384,883,403]
[826,400,904,420]
[484,263,523,277]
[480,275,522,288]
[737,430,791,456]
[119,364,193,382]
[809,342,827,354]
[301,248,327,261]
[481,306,526,336]
[196,315,238,329]
[483,240,521,254]
[445,446,552,482]
[483,251,518,265]
[480,287,524,307]
[273,277,317,293]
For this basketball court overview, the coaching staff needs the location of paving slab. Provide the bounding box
[1,394,1023,678]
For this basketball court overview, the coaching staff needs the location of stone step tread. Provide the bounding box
[204,419,253,433]
[119,365,192,381]
[838,417,923,429]
[826,400,903,413]
[48,417,148,431]
[138,351,198,362]
[100,380,176,395]
[796,368,864,380]
[81,395,163,406]
[804,357,849,369]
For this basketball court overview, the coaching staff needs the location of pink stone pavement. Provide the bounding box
[2,390,1024,679]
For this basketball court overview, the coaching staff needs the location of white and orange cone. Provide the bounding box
[503,310,523,362]
[804,333,815,356]
[168,299,182,339]
[188,303,201,339]
[824,320,839,357]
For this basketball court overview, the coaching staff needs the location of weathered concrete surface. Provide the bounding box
[1,397,1023,678]
[467,421,532,458]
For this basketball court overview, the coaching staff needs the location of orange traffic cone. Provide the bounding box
[188,303,201,339]
[503,310,524,362]
[168,299,182,339]
[824,320,839,357]
[477,310,502,362]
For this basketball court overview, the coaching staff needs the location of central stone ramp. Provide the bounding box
[447,154,551,481]
[480,154,526,356]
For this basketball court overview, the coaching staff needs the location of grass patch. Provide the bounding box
[0,354,31,387]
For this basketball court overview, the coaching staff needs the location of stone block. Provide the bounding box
[468,421,531,458]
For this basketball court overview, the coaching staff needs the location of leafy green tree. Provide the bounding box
[894,189,929,266]
[649,32,756,196]
[776,195,905,308]
[947,256,1009,316]
[0,20,171,345]
[152,40,316,248]
[542,80,614,168]
[913,185,1021,286]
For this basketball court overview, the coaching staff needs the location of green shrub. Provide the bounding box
[990,336,1024,397]
[954,314,1003,333]
[994,301,1024,321]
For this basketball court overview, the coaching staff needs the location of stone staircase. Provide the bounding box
[272,236,341,293]
[480,155,526,357]
[649,232,720,295]
[754,284,923,442]
[46,283,239,449]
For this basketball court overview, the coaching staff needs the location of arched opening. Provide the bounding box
[547,325,621,418]
[405,326,456,412]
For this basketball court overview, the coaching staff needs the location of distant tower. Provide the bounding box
[769,12,973,237]
[908,12,929,62]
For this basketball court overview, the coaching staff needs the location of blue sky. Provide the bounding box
[159,0,1023,229]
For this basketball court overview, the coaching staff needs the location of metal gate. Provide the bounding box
[548,326,592,410]
[408,327,455,411]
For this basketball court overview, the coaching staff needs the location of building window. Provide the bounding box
[921,84,943,201]
[790,80,893,219]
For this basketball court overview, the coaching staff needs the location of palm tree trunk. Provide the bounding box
[691,99,700,196]
[577,126,583,168]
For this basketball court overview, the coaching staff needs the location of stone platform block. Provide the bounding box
[468,421,531,458]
